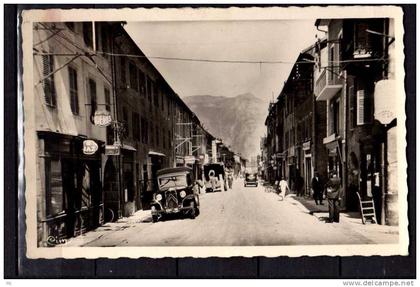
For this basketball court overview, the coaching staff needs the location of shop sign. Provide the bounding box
[105,145,120,156]
[83,140,98,155]
[93,110,113,127]
[374,79,396,125]
[184,155,196,164]
[302,141,311,151]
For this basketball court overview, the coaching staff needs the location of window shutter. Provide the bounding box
[42,55,56,106]
[357,89,365,125]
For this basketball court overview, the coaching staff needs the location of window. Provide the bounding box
[68,67,79,115]
[104,87,111,112]
[354,23,372,58]
[88,79,97,120]
[82,22,93,48]
[132,112,140,141]
[42,55,56,107]
[46,159,64,216]
[356,89,372,125]
[150,123,154,145]
[129,62,138,91]
[156,127,159,147]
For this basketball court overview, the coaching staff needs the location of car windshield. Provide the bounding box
[158,173,190,191]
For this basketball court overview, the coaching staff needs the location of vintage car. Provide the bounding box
[150,167,200,223]
[203,163,227,192]
[244,172,258,187]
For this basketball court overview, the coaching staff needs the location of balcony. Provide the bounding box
[315,68,343,101]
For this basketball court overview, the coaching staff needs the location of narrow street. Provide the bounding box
[64,179,398,247]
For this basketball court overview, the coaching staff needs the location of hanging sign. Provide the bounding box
[105,145,120,156]
[184,155,196,164]
[83,140,98,155]
[93,110,113,127]
[374,79,396,125]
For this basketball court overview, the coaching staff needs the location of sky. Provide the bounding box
[125,20,321,106]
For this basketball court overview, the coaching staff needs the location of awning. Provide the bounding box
[121,144,137,151]
[148,151,167,157]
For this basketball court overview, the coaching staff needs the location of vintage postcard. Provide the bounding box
[20,5,408,258]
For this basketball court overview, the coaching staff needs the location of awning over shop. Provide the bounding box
[121,144,137,151]
[148,151,167,157]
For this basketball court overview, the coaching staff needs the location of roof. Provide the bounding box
[156,167,192,176]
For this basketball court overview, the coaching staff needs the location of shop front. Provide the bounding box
[37,131,104,246]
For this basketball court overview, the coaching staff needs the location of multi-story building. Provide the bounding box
[314,18,397,224]
[33,21,221,245]
[33,22,116,245]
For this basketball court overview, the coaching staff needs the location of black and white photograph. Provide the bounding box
[19,5,408,259]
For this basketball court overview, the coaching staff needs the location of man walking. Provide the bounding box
[325,174,342,223]
[311,171,324,205]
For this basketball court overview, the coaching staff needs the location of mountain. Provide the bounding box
[184,93,267,159]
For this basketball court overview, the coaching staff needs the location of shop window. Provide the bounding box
[46,159,65,216]
[82,22,93,48]
[42,55,56,107]
[129,62,138,91]
[68,66,79,115]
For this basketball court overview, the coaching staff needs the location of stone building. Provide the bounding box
[314,18,397,224]
[33,22,115,245]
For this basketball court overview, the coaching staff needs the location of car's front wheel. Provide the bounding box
[190,202,196,219]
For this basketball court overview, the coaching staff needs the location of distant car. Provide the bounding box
[244,173,258,187]
[150,167,200,223]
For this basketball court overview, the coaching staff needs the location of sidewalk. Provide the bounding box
[287,194,399,243]
[63,209,152,247]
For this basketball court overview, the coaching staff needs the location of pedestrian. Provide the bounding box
[325,173,342,223]
[311,171,324,205]
[209,170,217,192]
[295,172,304,197]
[278,177,290,200]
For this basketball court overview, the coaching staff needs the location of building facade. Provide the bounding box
[314,18,397,224]
[33,22,115,245]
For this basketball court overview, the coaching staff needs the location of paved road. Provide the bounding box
[70,179,397,247]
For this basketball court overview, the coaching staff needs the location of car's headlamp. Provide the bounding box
[180,190,186,198]
[155,194,162,201]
